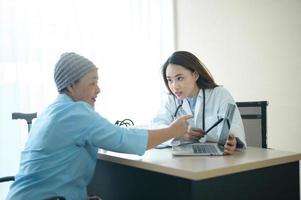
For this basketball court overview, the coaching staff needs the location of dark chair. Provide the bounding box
[236,101,268,148]
[0,112,65,200]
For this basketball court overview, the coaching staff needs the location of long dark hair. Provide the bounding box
[162,51,218,94]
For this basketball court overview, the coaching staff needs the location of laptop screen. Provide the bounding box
[217,103,236,145]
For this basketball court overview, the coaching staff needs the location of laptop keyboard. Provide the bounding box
[192,144,219,154]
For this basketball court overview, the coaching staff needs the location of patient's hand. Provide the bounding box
[224,133,237,155]
[182,127,205,140]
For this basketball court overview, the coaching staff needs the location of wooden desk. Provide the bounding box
[87,147,301,200]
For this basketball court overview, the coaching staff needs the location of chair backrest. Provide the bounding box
[236,101,268,148]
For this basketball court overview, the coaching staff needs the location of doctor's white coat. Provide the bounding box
[151,86,246,147]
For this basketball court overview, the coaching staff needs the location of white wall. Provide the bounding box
[175,0,301,152]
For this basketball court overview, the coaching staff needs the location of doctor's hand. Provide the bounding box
[170,115,193,138]
[224,133,237,155]
[181,127,205,140]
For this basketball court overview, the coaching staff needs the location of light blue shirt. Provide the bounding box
[186,96,197,115]
[6,94,148,200]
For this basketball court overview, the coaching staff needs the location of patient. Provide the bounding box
[6,52,191,200]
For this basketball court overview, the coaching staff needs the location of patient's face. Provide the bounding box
[166,64,199,100]
[68,69,100,108]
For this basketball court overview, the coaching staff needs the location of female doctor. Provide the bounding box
[151,51,246,154]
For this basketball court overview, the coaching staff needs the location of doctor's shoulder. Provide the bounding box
[210,86,234,100]
[163,94,179,106]
[157,94,181,116]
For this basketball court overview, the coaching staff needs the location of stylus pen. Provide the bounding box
[204,118,224,135]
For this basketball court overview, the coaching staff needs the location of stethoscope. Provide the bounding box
[174,88,206,131]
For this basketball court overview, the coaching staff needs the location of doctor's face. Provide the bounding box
[67,69,100,108]
[166,64,199,100]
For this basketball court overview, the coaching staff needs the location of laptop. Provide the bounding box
[172,103,236,156]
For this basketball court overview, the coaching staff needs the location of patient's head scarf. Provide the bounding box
[54,52,96,92]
